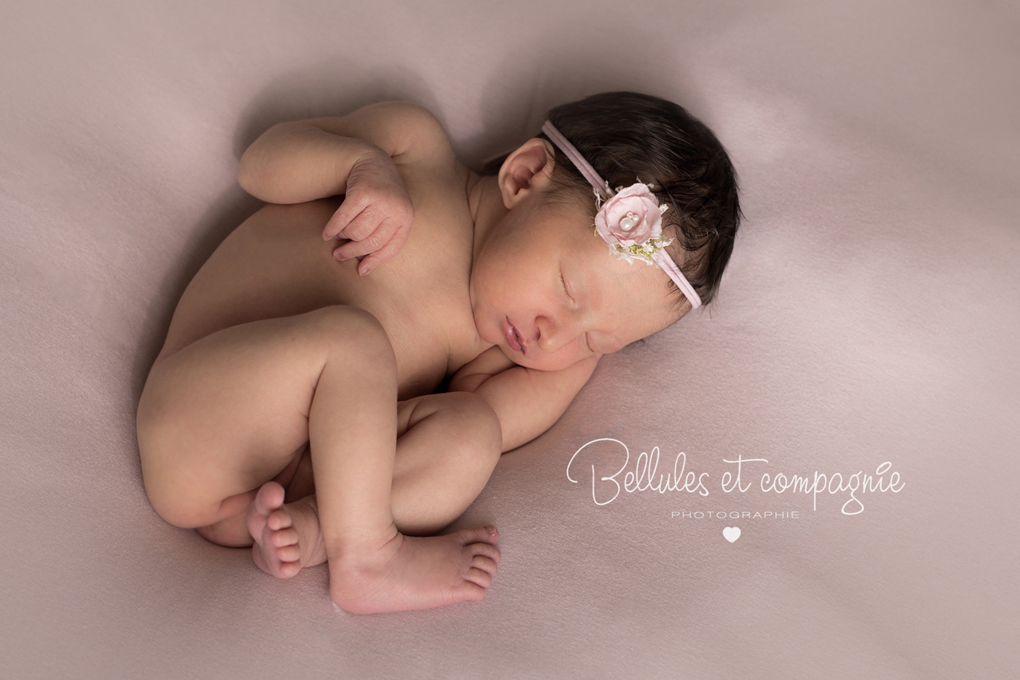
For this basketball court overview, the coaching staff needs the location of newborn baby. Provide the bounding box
[135,91,741,615]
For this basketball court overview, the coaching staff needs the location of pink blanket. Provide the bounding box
[1,1,1016,677]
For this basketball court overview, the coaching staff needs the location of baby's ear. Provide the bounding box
[497,138,555,208]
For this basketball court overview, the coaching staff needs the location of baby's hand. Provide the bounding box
[323,149,415,276]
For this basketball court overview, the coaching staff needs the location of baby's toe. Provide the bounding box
[456,525,499,546]
[471,554,498,577]
[460,575,490,596]
[278,561,301,578]
[267,508,293,531]
[465,566,493,589]
[277,544,301,563]
[470,541,501,564]
[271,527,299,548]
[254,481,285,515]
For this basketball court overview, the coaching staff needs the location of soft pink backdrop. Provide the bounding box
[1,1,1017,678]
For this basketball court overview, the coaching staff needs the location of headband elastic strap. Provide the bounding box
[541,122,609,197]
[541,121,702,310]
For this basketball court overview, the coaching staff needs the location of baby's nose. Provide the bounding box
[535,315,579,354]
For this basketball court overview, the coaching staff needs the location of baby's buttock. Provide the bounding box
[157,199,480,400]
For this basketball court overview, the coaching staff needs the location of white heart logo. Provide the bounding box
[723,527,741,543]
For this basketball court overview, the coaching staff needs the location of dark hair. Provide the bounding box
[481,91,741,315]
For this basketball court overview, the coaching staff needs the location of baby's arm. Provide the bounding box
[238,101,453,274]
[238,101,450,203]
[447,347,602,453]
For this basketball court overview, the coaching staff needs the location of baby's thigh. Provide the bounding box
[136,305,384,528]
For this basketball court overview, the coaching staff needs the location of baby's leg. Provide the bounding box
[269,392,503,534]
[245,391,503,580]
[299,317,501,613]
[392,391,505,535]
[188,392,502,550]
[137,306,500,613]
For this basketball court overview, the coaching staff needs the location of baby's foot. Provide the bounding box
[246,482,326,578]
[328,526,501,614]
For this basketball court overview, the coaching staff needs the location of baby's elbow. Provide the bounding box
[236,122,294,197]
[237,148,263,197]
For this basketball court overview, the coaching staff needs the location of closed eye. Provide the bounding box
[561,271,593,352]
[559,271,573,303]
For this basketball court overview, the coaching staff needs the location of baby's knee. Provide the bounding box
[140,461,226,529]
[137,428,230,529]
[442,391,502,467]
[313,305,396,371]
[137,414,214,529]
[142,477,212,529]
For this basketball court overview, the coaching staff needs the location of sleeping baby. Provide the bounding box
[135,91,741,614]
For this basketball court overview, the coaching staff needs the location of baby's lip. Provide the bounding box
[504,316,527,355]
[515,322,528,355]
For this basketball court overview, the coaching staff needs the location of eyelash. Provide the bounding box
[560,271,593,353]
[559,271,572,302]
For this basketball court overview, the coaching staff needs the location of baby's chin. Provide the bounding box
[507,350,582,372]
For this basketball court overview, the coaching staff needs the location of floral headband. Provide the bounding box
[541,121,702,309]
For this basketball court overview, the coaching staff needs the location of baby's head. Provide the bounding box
[471,91,741,371]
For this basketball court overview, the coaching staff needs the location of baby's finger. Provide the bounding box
[332,223,393,261]
[353,227,409,275]
[375,220,411,260]
[336,207,389,245]
[322,197,368,241]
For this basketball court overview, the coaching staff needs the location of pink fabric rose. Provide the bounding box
[594,183,664,247]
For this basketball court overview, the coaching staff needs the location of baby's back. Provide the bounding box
[155,153,487,401]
